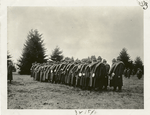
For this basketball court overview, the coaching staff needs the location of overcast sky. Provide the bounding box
[7,6,143,65]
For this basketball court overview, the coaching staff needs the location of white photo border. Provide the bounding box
[1,0,150,115]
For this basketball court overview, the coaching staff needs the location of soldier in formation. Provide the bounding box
[7,61,14,83]
[109,57,125,92]
[30,57,125,92]
[136,68,142,79]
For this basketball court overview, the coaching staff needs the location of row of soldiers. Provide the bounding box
[30,57,125,92]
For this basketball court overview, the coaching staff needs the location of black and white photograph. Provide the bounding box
[1,0,150,115]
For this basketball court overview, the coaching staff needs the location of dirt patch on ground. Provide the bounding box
[7,73,144,109]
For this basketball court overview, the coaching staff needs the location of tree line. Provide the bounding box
[7,29,144,75]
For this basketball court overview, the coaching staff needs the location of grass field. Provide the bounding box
[7,73,144,109]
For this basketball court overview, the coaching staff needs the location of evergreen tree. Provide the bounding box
[50,46,63,62]
[17,29,47,74]
[119,48,130,68]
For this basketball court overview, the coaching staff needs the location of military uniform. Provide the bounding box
[137,68,142,79]
[109,59,125,91]
[8,63,13,83]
